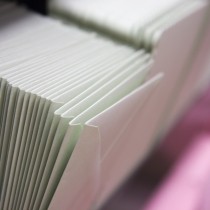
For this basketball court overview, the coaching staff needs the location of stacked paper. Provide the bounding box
[0,1,209,210]
[0,3,162,210]
[49,0,204,48]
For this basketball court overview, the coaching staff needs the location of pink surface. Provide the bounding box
[141,85,210,182]
[199,177,210,210]
[143,134,210,210]
[161,88,210,164]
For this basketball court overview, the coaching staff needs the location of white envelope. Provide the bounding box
[48,3,208,209]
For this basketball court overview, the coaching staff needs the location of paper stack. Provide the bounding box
[0,1,209,210]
